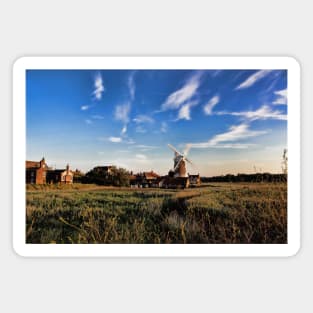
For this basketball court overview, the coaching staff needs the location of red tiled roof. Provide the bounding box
[144,171,160,179]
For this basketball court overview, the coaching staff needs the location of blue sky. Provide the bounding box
[26,69,287,176]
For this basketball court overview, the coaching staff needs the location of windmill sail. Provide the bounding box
[168,143,193,178]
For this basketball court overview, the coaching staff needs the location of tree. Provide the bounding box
[73,169,85,183]
[110,167,130,187]
[83,166,130,186]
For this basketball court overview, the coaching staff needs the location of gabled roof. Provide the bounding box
[26,161,40,169]
[143,171,160,179]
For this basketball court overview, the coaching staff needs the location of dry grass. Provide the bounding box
[26,182,287,244]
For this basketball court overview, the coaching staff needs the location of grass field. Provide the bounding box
[26,182,287,244]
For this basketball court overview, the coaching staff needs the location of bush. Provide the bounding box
[82,167,130,187]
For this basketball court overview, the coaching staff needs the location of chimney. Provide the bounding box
[66,164,70,174]
[40,157,45,168]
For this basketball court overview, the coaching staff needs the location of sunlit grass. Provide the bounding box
[26,182,287,244]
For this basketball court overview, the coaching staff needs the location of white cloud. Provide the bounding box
[93,72,105,100]
[121,125,127,135]
[189,123,267,149]
[161,73,202,111]
[273,89,287,105]
[115,103,130,124]
[160,121,168,133]
[81,105,90,111]
[210,123,267,145]
[177,100,198,121]
[135,154,147,160]
[274,89,287,98]
[133,115,154,124]
[85,119,92,125]
[109,137,122,143]
[128,72,136,101]
[103,135,134,144]
[135,145,157,152]
[235,70,272,90]
[177,105,191,121]
[203,95,219,115]
[216,105,287,121]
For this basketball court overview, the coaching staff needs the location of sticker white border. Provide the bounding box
[13,57,300,257]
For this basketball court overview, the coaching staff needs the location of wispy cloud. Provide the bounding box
[135,154,147,160]
[126,138,135,145]
[93,72,105,100]
[102,137,135,145]
[216,105,287,121]
[203,95,219,115]
[85,119,92,125]
[235,70,272,90]
[115,103,130,124]
[113,73,136,137]
[91,115,104,120]
[135,125,147,133]
[121,125,127,135]
[109,136,122,143]
[176,100,198,121]
[135,144,157,152]
[273,89,287,105]
[189,123,267,149]
[263,71,283,93]
[189,142,255,149]
[81,105,91,111]
[133,115,154,124]
[210,70,222,77]
[160,121,168,133]
[161,72,202,111]
[128,72,136,101]
[209,123,267,145]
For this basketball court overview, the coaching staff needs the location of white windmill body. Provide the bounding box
[168,144,192,178]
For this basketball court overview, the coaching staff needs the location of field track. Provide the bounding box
[26,182,287,244]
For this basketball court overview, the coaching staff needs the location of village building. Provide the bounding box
[26,157,49,184]
[161,175,190,189]
[26,157,74,184]
[46,164,74,184]
[130,170,161,188]
[188,174,201,187]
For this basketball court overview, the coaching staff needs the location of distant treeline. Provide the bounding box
[78,167,130,187]
[201,173,287,183]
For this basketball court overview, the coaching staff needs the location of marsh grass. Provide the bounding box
[26,182,287,244]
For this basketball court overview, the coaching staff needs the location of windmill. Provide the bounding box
[167,144,193,178]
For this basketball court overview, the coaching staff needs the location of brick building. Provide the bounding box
[130,170,161,188]
[26,157,48,184]
[26,158,74,184]
[46,164,74,184]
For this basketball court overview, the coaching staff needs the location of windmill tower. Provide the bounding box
[168,144,193,178]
